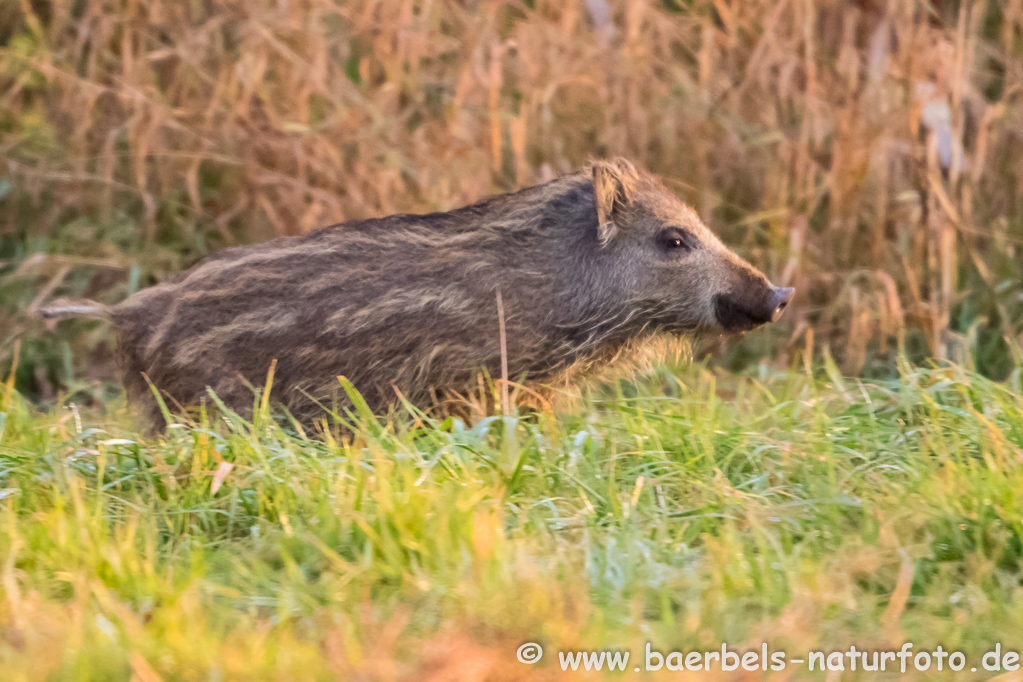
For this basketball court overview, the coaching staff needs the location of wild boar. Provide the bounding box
[43,158,793,428]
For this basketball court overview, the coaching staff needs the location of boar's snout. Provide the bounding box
[714,286,795,332]
[766,287,795,322]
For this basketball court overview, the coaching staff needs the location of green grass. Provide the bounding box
[2,359,1023,680]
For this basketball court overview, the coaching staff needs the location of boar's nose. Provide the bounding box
[714,285,796,332]
[769,287,795,323]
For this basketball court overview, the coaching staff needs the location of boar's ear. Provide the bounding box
[592,158,638,246]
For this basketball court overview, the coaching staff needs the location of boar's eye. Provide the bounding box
[657,228,696,253]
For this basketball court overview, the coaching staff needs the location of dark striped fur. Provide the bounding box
[70,159,788,428]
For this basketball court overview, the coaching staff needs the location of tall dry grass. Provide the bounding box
[1,0,1022,397]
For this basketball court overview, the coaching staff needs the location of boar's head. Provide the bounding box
[589,158,794,335]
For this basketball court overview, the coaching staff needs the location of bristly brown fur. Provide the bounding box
[64,159,786,428]
[40,299,112,321]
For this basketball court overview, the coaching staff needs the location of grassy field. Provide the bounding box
[3,0,1023,679]
[2,356,1023,680]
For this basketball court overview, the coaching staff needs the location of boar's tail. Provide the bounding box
[39,298,112,321]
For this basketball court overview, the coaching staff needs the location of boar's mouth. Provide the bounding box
[713,288,793,333]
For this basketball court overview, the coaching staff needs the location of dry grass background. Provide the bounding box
[1,0,1022,400]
